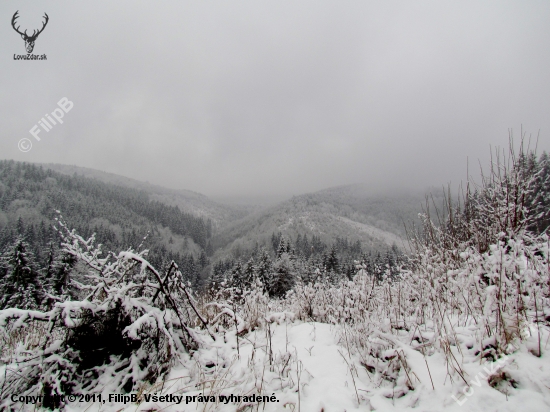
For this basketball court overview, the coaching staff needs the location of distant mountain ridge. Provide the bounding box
[40,163,248,231]
[7,161,437,263]
[210,184,438,259]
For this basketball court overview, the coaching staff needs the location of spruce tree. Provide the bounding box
[243,258,255,288]
[16,216,25,236]
[269,252,295,297]
[228,260,244,290]
[325,245,340,273]
[271,232,282,253]
[198,250,209,268]
[276,236,291,259]
[44,243,78,305]
[0,238,44,310]
[529,152,550,234]
[254,249,272,292]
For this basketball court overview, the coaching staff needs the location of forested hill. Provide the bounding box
[40,163,247,230]
[0,160,216,277]
[210,184,435,261]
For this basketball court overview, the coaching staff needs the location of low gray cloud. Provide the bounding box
[1,0,549,198]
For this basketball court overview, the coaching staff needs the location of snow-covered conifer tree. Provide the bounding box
[243,257,255,288]
[269,252,295,297]
[0,237,44,310]
[43,242,78,306]
[254,248,272,292]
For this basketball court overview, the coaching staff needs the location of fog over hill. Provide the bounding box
[30,162,435,260]
[210,183,444,260]
[40,163,248,231]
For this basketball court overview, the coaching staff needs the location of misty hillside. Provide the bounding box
[2,160,451,272]
[22,162,439,261]
[0,160,218,278]
[210,184,443,260]
[41,163,248,231]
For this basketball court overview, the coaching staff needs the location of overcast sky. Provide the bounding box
[1,1,549,199]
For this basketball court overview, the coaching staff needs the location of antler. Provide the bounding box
[11,11,49,39]
[30,13,49,39]
[11,11,27,37]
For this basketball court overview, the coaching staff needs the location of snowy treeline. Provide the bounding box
[211,235,405,297]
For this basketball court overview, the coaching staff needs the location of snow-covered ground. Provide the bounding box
[58,320,550,412]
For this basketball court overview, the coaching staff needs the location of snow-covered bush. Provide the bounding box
[0,217,206,409]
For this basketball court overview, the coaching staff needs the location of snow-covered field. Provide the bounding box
[58,319,550,412]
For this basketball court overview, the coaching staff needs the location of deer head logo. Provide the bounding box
[11,11,49,54]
